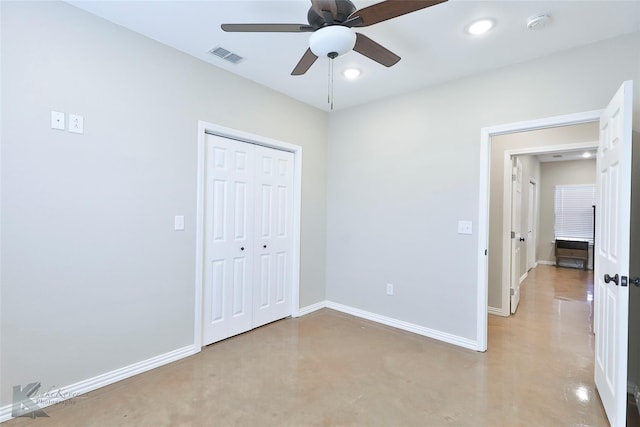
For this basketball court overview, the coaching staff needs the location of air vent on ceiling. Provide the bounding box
[527,14,551,30]
[552,154,563,158]
[209,46,244,64]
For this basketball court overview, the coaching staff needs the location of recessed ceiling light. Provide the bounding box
[467,19,495,35]
[343,68,361,79]
[582,152,592,158]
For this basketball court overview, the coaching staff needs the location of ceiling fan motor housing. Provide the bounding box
[307,0,357,28]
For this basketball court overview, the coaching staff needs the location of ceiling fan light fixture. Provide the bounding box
[309,25,356,58]
[467,18,494,35]
[343,68,361,79]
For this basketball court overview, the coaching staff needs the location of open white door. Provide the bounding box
[594,80,633,427]
[510,157,523,314]
[527,180,536,271]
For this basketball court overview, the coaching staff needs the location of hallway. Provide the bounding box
[5,266,608,426]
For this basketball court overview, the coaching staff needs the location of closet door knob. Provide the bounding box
[263,245,267,249]
[240,247,245,251]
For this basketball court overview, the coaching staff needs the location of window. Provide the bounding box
[554,184,596,243]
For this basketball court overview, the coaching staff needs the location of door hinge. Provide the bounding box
[484,249,488,256]
[511,231,515,238]
[512,174,517,182]
[510,288,515,296]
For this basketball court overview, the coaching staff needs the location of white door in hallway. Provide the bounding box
[527,180,536,271]
[510,157,523,314]
[594,81,632,427]
[202,134,294,346]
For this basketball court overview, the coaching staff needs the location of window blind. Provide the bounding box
[554,184,596,243]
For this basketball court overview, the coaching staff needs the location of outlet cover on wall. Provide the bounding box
[386,283,394,296]
[69,114,84,134]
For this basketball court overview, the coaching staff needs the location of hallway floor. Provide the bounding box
[6,265,607,426]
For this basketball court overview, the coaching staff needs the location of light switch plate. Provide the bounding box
[174,215,185,231]
[51,111,65,130]
[458,220,473,235]
[69,114,84,134]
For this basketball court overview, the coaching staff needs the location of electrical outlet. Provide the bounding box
[69,114,84,134]
[386,283,394,296]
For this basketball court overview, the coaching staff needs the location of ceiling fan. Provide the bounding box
[221,0,447,76]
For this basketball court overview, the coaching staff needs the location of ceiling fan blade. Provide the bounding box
[221,23,314,33]
[353,33,400,67]
[349,0,447,27]
[291,48,319,76]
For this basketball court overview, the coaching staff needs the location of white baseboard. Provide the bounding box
[2,299,482,422]
[537,260,555,266]
[297,301,327,316]
[325,301,479,351]
[0,344,198,423]
[519,271,528,284]
[488,306,509,317]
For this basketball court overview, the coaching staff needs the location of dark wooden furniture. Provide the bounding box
[555,239,589,270]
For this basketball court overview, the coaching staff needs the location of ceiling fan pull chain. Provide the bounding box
[330,56,334,110]
[327,57,331,106]
[327,52,338,110]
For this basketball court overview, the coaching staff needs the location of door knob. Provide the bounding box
[263,245,267,249]
[631,277,640,287]
[240,247,245,251]
[604,273,619,286]
[519,237,525,242]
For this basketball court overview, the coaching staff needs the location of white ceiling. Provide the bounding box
[67,0,640,112]
[536,149,597,163]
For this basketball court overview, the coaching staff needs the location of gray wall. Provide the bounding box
[1,1,328,406]
[326,32,640,341]
[488,123,597,310]
[538,160,597,265]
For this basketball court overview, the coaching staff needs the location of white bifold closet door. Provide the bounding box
[202,133,294,346]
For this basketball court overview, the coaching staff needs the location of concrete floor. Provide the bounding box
[5,265,607,426]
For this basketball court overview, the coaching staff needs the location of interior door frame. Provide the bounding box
[193,120,303,350]
[477,109,602,350]
[495,142,599,316]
